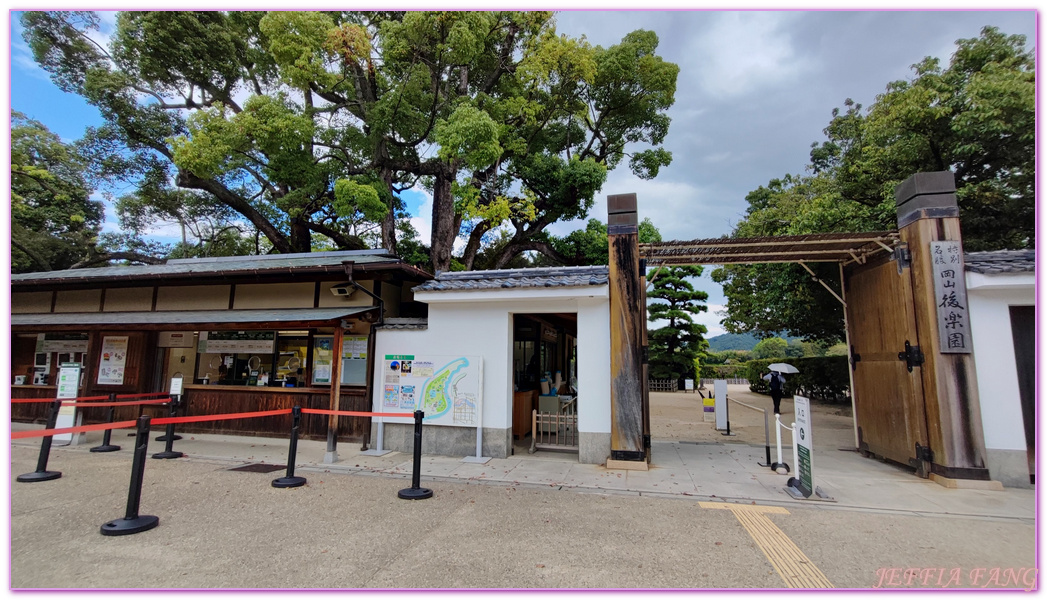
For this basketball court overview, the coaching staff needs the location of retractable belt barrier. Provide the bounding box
[13,405,435,536]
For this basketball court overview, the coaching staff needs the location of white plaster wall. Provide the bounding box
[11,292,52,314]
[103,287,153,312]
[966,274,1034,452]
[372,289,611,437]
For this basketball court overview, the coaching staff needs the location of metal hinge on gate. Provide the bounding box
[898,340,925,372]
[915,443,934,463]
[641,346,649,364]
[891,243,911,273]
[850,345,861,371]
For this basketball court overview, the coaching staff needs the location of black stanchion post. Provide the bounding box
[101,416,160,536]
[156,394,182,442]
[763,410,772,468]
[398,410,433,500]
[91,393,121,453]
[17,398,64,482]
[273,406,307,488]
[152,396,184,459]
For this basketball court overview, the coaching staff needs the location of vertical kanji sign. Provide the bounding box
[930,241,972,354]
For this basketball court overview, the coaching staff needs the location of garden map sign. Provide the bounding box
[381,354,482,427]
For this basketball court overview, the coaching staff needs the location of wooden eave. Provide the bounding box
[11,261,434,294]
[640,231,900,266]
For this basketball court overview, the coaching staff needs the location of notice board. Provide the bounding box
[379,354,483,427]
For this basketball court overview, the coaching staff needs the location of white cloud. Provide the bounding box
[691,12,807,99]
[553,169,735,243]
[696,303,727,338]
[407,188,434,249]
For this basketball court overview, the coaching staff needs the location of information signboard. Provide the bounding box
[54,363,81,445]
[198,331,275,354]
[379,354,482,427]
[714,379,728,430]
[793,395,813,497]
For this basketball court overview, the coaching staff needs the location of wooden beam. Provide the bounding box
[607,193,645,462]
[327,325,344,458]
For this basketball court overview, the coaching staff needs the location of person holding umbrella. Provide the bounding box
[762,363,799,416]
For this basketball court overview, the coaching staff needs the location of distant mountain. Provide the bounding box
[708,332,800,352]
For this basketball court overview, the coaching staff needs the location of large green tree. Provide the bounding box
[22,11,677,273]
[11,110,107,272]
[647,265,708,383]
[713,26,1034,341]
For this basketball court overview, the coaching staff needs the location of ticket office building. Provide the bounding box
[10,250,431,442]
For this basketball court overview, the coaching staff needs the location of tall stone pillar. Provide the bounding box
[896,171,991,484]
[607,193,646,467]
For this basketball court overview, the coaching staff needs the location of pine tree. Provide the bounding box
[647,265,709,385]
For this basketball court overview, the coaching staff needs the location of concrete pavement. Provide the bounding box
[8,410,1036,590]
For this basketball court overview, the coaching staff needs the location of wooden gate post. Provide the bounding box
[607,193,647,467]
[896,171,991,483]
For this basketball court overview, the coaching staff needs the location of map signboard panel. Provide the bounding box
[379,354,482,427]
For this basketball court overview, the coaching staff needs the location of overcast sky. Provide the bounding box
[6,7,1038,336]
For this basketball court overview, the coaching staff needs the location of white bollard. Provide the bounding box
[775,414,783,465]
[773,414,789,474]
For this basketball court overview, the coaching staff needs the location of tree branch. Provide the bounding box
[71,250,165,268]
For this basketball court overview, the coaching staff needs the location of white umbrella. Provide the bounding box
[767,363,799,374]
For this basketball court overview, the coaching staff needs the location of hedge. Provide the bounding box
[698,364,747,380]
[745,356,850,403]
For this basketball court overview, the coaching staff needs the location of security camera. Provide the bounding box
[330,283,353,297]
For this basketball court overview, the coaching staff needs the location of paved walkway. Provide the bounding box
[12,418,1033,522]
[9,417,1036,590]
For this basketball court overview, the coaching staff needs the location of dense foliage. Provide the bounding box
[21,11,678,272]
[713,27,1034,342]
[11,111,104,272]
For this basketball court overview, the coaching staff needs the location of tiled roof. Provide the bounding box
[377,318,429,331]
[414,265,609,292]
[11,249,426,286]
[964,250,1035,274]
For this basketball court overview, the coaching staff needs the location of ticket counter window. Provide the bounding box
[275,334,309,387]
[221,353,275,386]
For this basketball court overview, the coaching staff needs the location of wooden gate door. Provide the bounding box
[846,254,930,473]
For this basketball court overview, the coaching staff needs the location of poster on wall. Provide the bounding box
[378,354,482,427]
[97,336,128,385]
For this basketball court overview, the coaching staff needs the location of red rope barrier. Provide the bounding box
[152,408,292,426]
[15,397,171,405]
[13,408,293,439]
[63,399,171,408]
[11,420,139,440]
[12,396,108,404]
[13,392,172,404]
[300,408,414,419]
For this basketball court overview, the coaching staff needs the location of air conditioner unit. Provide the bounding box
[330,283,354,297]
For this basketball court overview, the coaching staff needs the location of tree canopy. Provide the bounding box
[713,26,1034,342]
[21,10,678,273]
[11,110,104,272]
